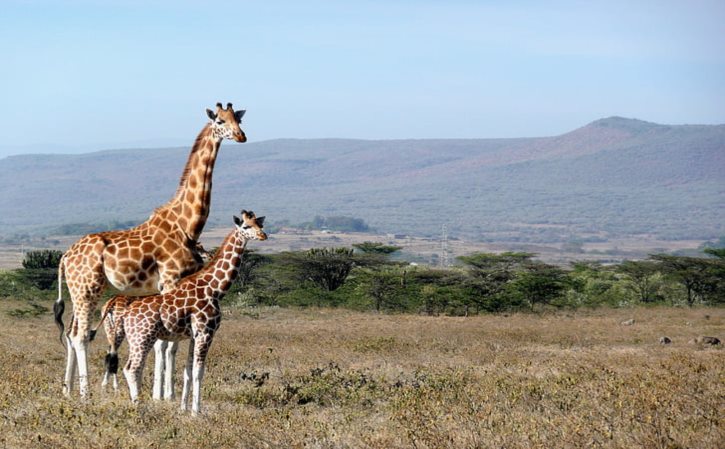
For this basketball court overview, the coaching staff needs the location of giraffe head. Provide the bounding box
[206,102,247,143]
[233,210,267,241]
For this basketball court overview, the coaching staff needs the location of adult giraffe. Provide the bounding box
[55,102,246,398]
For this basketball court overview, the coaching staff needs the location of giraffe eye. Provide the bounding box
[242,225,250,230]
[216,119,225,125]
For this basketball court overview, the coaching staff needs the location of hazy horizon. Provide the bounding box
[1,1,724,159]
[1,115,724,161]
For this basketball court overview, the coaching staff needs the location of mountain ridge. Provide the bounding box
[0,117,723,243]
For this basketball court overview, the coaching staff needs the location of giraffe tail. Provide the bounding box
[97,298,121,376]
[91,298,114,343]
[53,255,66,346]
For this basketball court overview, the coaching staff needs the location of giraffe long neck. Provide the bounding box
[168,124,222,240]
[199,229,247,296]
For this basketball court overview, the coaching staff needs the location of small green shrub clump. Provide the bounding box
[20,249,63,290]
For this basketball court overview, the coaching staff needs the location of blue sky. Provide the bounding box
[0,0,723,157]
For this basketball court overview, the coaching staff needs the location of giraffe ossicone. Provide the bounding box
[55,102,247,398]
[96,210,267,415]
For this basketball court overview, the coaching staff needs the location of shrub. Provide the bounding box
[20,250,63,290]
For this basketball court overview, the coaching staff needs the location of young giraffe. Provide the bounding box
[97,243,212,393]
[96,210,267,415]
[55,103,246,398]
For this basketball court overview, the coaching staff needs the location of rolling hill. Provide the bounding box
[0,117,723,243]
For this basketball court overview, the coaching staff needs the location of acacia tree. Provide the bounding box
[508,261,569,307]
[618,260,661,303]
[704,248,725,260]
[358,267,404,312]
[650,254,724,305]
[457,252,533,312]
[352,242,402,256]
[567,262,619,306]
[283,247,357,292]
[701,248,725,304]
[407,268,468,315]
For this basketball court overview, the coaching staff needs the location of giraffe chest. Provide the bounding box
[157,295,222,340]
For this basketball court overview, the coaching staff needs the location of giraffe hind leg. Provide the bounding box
[61,234,106,397]
[65,290,104,398]
[62,334,77,396]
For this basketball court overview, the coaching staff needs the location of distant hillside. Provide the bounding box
[0,117,723,243]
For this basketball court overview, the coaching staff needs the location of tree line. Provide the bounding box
[3,244,724,314]
[214,242,725,313]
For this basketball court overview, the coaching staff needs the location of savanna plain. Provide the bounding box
[0,301,722,449]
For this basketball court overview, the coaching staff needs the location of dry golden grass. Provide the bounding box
[0,300,722,448]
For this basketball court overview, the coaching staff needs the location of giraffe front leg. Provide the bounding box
[191,335,212,416]
[180,338,194,411]
[152,340,168,400]
[191,360,206,416]
[63,335,77,396]
[163,341,179,400]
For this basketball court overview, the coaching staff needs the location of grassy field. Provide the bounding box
[0,300,722,448]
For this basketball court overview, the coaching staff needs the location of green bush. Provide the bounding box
[22,250,62,270]
[0,270,56,301]
[20,250,63,290]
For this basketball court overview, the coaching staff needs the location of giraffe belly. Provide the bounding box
[157,330,192,342]
[157,318,192,341]
[105,269,160,296]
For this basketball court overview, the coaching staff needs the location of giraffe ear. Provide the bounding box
[256,216,265,226]
[235,110,246,121]
[233,215,242,226]
[206,109,217,120]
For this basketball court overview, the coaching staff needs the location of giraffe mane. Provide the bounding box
[173,123,213,199]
